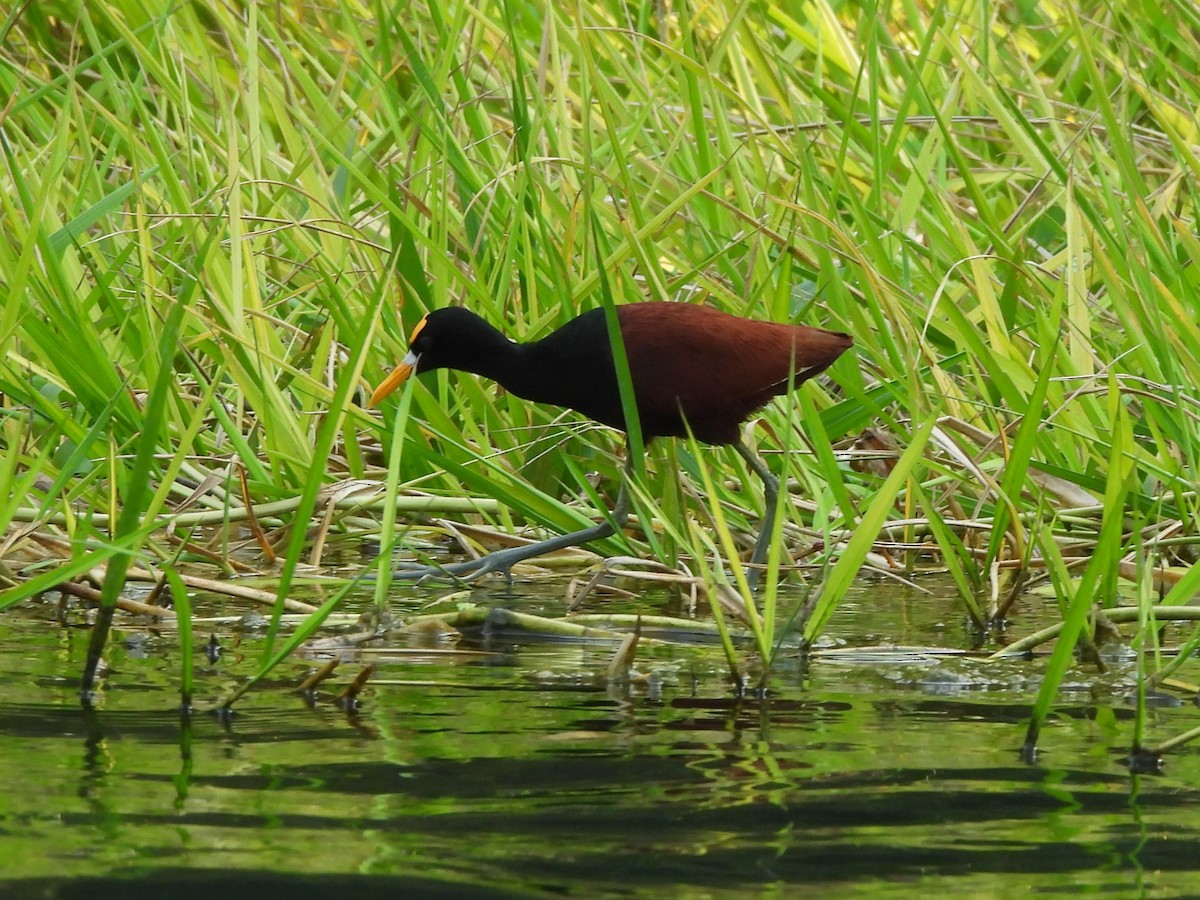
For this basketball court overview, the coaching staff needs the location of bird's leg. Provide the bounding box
[392,465,633,584]
[733,441,781,590]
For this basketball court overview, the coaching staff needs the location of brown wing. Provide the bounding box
[618,302,852,444]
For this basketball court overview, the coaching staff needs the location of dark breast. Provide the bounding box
[520,303,851,445]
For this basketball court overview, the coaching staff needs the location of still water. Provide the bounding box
[1,575,1198,898]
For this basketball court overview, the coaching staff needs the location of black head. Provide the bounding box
[406,307,508,375]
[368,307,509,406]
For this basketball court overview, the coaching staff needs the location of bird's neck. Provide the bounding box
[468,337,567,406]
[451,319,581,407]
[455,328,538,395]
[485,342,547,401]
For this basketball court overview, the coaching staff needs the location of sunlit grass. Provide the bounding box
[2,1,1200,749]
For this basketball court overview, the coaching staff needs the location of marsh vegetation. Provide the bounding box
[2,0,1200,768]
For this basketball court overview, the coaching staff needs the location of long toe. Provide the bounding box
[393,554,518,584]
[392,560,476,582]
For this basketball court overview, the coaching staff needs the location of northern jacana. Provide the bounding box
[370,302,853,583]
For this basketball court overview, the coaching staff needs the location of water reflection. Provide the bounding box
[0,578,1197,896]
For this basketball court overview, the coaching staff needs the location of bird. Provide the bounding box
[369,302,853,584]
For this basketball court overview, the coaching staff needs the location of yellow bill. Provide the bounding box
[368,350,418,407]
